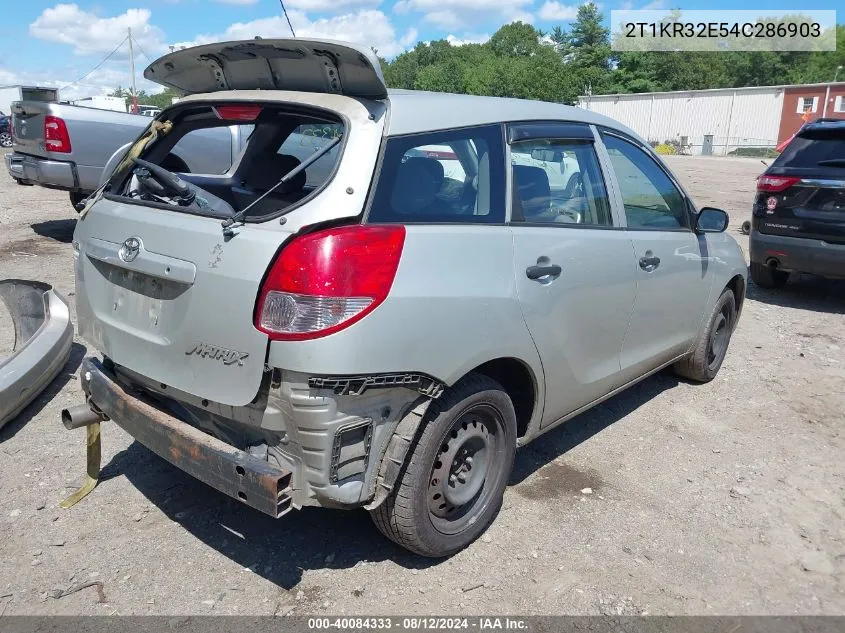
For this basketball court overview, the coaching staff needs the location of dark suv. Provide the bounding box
[750,119,845,288]
[0,110,12,148]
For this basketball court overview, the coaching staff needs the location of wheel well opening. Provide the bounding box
[727,274,745,318]
[471,358,535,439]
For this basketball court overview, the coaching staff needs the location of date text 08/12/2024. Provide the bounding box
[306,617,529,630]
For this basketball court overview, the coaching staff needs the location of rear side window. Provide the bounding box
[367,125,505,224]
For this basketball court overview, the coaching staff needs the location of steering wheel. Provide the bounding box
[132,157,194,202]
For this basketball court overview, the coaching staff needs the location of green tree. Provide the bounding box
[489,21,541,57]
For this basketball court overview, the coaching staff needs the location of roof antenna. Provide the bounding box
[278,0,296,37]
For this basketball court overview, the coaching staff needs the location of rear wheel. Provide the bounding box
[750,262,788,289]
[370,374,516,558]
[674,288,737,383]
[0,131,12,148]
[69,191,86,211]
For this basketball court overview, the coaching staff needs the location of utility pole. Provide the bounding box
[128,27,138,114]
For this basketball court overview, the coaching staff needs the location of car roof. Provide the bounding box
[173,88,642,144]
[385,89,640,141]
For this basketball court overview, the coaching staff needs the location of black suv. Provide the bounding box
[751,119,845,288]
[0,110,12,148]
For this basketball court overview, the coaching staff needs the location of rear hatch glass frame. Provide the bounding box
[102,99,350,224]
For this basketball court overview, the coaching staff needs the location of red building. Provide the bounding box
[778,83,845,144]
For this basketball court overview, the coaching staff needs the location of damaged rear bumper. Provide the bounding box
[78,357,294,518]
[0,280,73,429]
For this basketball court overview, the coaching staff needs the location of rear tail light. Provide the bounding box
[756,175,799,193]
[255,224,405,340]
[44,115,71,153]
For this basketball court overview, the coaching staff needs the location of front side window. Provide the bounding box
[367,125,505,224]
[602,134,688,230]
[510,138,612,226]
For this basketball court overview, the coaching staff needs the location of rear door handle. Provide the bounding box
[638,255,661,272]
[526,264,562,280]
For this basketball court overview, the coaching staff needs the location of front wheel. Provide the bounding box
[370,374,517,557]
[673,288,737,383]
[0,131,12,148]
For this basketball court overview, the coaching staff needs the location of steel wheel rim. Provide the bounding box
[427,404,503,535]
[708,304,731,369]
[0,132,11,147]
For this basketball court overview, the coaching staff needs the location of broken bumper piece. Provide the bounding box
[78,357,294,518]
[0,279,73,429]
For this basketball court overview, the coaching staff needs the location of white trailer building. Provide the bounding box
[0,85,59,116]
[579,85,785,155]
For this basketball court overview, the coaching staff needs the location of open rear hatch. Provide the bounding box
[143,38,387,99]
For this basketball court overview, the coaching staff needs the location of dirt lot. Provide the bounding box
[0,154,843,616]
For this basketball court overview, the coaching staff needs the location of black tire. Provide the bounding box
[69,191,86,211]
[370,373,517,558]
[750,262,788,289]
[674,288,737,383]
[563,173,583,198]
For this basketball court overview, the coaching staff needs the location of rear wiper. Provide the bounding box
[817,159,845,167]
[222,135,343,236]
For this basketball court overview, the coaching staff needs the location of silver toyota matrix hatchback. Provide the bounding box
[65,39,747,557]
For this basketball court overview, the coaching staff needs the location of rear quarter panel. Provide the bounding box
[266,225,545,427]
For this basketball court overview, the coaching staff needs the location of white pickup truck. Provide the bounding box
[5,101,248,209]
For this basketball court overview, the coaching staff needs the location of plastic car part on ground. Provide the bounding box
[0,279,73,429]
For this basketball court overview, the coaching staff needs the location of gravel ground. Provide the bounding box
[0,154,843,616]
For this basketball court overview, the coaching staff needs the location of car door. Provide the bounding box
[509,123,638,428]
[599,132,713,383]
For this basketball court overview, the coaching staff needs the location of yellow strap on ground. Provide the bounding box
[59,422,102,509]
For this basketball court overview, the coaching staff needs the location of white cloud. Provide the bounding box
[445,33,491,46]
[642,0,665,8]
[618,0,633,9]
[181,10,415,57]
[29,4,167,58]
[286,0,381,9]
[424,10,460,28]
[395,0,533,29]
[538,1,579,20]
[0,63,163,102]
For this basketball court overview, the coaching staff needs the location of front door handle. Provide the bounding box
[638,254,661,272]
[526,264,562,280]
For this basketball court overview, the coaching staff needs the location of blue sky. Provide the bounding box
[0,0,840,99]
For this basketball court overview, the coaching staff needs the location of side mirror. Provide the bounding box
[696,207,729,233]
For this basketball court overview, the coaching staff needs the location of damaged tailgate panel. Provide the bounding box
[0,280,73,429]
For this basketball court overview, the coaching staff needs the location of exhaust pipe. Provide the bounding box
[61,402,106,430]
[766,258,781,269]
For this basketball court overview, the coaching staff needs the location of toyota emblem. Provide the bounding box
[118,237,142,263]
